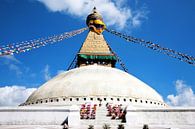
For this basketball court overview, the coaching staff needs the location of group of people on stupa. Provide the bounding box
[79,102,126,122]
[80,103,97,119]
[106,103,126,121]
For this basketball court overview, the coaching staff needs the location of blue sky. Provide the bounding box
[0,0,195,106]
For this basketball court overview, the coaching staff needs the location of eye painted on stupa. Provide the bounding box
[86,7,106,35]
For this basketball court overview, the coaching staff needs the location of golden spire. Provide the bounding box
[76,7,116,68]
[77,31,116,67]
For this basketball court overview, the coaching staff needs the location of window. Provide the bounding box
[111,98,113,100]
[76,98,79,101]
[117,98,120,101]
[135,100,137,102]
[70,98,72,101]
[129,99,132,102]
[90,98,93,101]
[50,99,53,102]
[145,101,148,103]
[104,98,106,101]
[84,98,86,101]
[150,101,152,104]
[63,98,66,101]
[32,102,34,104]
[154,102,156,104]
[41,101,43,103]
[45,100,48,103]
[124,99,126,102]
[140,100,142,103]
[36,101,38,104]
[56,99,59,102]
[97,98,100,101]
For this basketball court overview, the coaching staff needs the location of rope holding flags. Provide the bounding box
[106,28,195,66]
[0,27,88,56]
[106,42,128,72]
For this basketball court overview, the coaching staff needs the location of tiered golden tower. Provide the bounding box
[77,7,117,67]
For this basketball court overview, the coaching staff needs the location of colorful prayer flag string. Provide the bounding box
[106,28,195,66]
[0,27,88,56]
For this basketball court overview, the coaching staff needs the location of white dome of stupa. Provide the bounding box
[24,65,166,108]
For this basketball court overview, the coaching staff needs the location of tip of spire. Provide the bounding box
[93,6,97,13]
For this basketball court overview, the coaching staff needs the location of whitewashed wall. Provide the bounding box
[0,106,195,128]
[0,106,79,126]
[126,107,195,127]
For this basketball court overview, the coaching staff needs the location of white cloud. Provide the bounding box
[0,86,37,106]
[57,69,65,74]
[166,80,195,107]
[0,55,22,76]
[9,64,22,76]
[132,9,147,27]
[37,0,147,29]
[2,55,21,64]
[43,64,51,81]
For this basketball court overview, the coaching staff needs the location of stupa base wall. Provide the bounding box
[0,106,79,127]
[126,107,195,127]
[0,106,195,129]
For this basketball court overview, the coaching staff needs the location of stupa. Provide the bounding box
[23,7,166,108]
[0,8,194,129]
